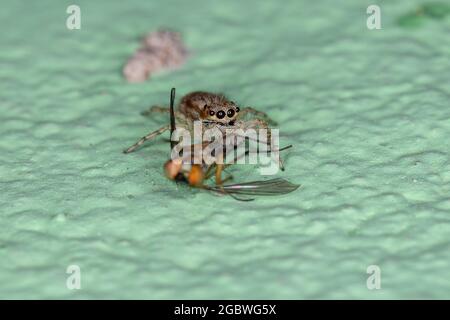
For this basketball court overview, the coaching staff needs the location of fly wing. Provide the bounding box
[209,178,300,196]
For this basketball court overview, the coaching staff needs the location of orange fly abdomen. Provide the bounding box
[188,164,204,186]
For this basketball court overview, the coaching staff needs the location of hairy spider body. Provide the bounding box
[124,91,271,153]
[123,89,282,184]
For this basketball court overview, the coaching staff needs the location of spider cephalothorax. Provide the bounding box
[179,91,240,125]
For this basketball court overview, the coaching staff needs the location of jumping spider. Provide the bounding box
[123,91,276,153]
[123,90,282,184]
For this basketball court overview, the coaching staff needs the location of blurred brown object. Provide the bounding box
[123,30,188,83]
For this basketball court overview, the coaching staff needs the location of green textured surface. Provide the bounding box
[1,0,450,299]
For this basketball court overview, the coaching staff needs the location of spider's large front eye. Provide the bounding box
[216,110,225,119]
[235,107,240,113]
[209,110,215,116]
[227,109,235,118]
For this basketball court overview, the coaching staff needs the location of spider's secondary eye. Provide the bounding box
[216,110,225,119]
[235,107,240,113]
[227,109,235,118]
[209,110,215,116]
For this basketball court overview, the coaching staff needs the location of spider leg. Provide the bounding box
[123,124,170,153]
[235,118,272,145]
[204,163,233,183]
[221,170,234,183]
[233,119,288,170]
[215,164,224,185]
[140,105,169,116]
[239,107,278,126]
[204,163,215,179]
